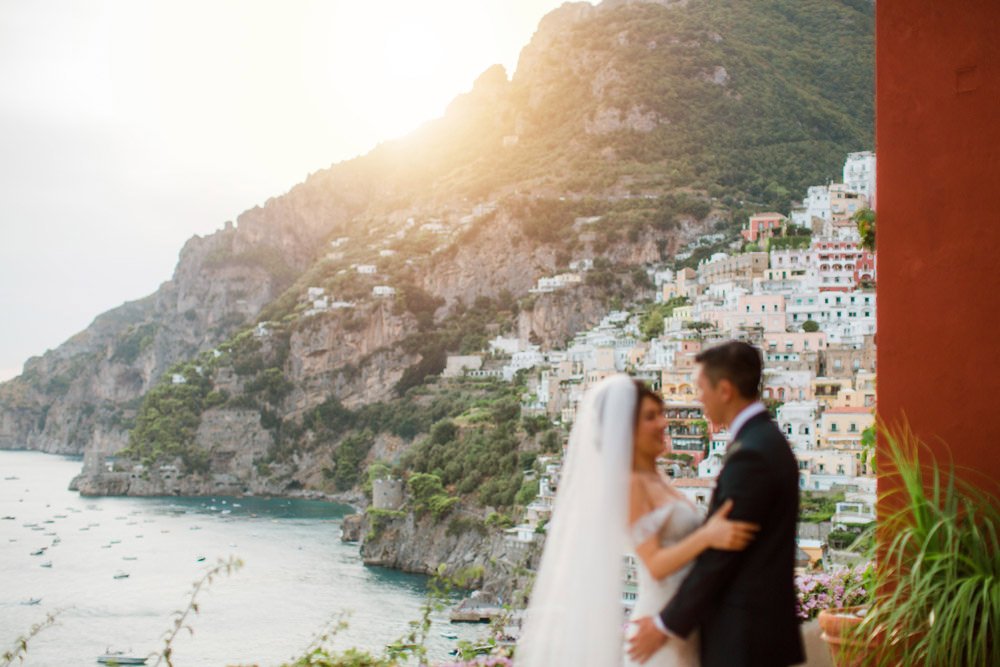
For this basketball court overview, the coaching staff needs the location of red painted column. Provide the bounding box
[876,1,1000,493]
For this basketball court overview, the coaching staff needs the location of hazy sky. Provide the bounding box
[0,0,572,381]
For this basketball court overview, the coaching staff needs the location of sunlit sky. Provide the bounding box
[0,0,573,381]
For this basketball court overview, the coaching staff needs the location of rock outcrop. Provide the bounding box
[361,510,540,600]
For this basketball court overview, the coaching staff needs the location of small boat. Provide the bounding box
[97,652,147,665]
[4,475,18,480]
[41,561,53,568]
[113,571,130,580]
[1,515,15,520]
[440,631,459,640]
[122,556,138,561]
[20,598,41,606]
[110,539,121,544]
[30,548,46,556]
[196,556,206,562]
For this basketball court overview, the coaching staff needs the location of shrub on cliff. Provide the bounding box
[407,473,459,520]
[122,364,213,469]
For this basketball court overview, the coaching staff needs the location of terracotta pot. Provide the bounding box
[817,606,869,667]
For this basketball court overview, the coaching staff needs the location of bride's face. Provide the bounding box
[633,396,668,461]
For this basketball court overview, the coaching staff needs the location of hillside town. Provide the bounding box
[441,153,879,596]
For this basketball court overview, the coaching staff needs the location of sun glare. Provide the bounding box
[303,2,504,141]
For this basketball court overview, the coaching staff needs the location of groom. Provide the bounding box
[629,341,804,666]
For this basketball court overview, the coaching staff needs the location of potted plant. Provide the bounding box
[797,565,870,667]
[821,423,1000,666]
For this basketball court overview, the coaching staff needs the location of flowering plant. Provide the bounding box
[794,564,872,621]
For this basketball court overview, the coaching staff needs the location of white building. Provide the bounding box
[777,401,820,451]
[503,346,546,381]
[843,151,876,202]
[443,355,483,378]
[762,368,813,402]
[697,432,730,479]
[786,291,876,343]
[356,264,377,275]
[372,285,396,297]
[489,336,526,356]
[530,273,583,294]
[791,185,832,228]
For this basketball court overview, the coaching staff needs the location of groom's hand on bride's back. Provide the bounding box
[702,498,760,551]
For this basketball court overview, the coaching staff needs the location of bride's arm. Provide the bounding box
[635,499,759,581]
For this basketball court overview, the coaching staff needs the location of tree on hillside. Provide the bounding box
[853,208,876,251]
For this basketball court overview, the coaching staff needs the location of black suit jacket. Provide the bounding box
[660,411,805,667]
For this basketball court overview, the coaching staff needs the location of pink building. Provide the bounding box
[703,294,787,334]
[741,212,787,243]
[854,251,877,284]
[762,331,828,354]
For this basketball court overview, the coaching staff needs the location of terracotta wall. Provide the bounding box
[876,1,1000,492]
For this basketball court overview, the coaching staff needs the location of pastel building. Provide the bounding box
[762,368,813,402]
[776,401,820,451]
[842,151,876,203]
[819,407,875,451]
[741,213,787,243]
[697,252,769,286]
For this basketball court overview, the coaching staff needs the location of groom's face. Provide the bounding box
[696,364,726,425]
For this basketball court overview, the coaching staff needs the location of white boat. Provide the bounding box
[41,561,53,568]
[20,598,41,606]
[113,571,130,580]
[440,631,459,640]
[30,548,46,556]
[97,651,147,665]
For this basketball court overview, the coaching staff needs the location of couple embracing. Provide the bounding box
[518,341,804,667]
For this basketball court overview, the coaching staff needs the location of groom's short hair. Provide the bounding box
[695,341,763,399]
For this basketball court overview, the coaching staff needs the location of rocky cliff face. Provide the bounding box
[285,303,419,411]
[0,168,370,455]
[361,510,540,600]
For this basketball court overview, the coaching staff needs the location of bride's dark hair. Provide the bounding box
[632,379,664,428]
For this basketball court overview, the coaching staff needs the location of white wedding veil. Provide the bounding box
[517,374,636,666]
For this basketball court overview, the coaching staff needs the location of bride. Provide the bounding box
[517,375,758,666]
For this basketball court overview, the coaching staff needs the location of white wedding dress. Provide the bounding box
[518,375,701,667]
[624,500,702,667]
